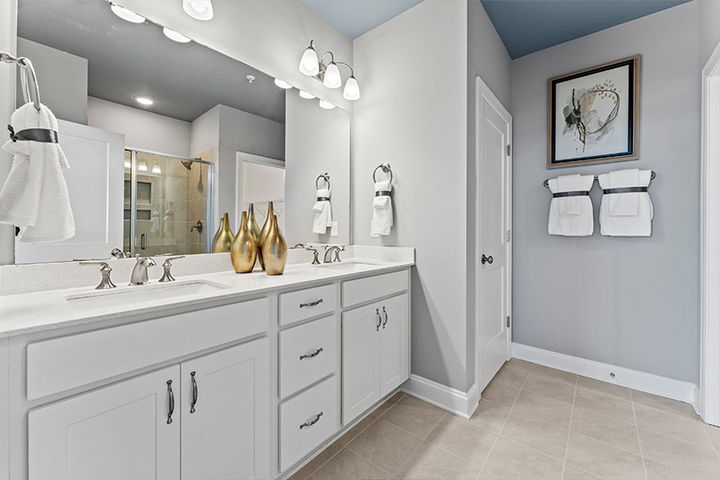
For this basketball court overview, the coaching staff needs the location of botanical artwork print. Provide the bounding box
[550,57,637,167]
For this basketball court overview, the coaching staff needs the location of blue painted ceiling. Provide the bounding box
[303,0,690,58]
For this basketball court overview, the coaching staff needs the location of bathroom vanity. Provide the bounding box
[0,247,413,480]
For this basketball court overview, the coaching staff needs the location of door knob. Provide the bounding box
[481,254,494,265]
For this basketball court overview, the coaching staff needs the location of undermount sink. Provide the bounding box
[65,280,231,309]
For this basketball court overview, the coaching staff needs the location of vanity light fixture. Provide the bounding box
[273,78,292,89]
[298,40,360,101]
[134,95,154,106]
[299,90,315,100]
[163,27,191,43]
[182,0,214,21]
[318,99,336,110]
[152,164,162,174]
[110,3,146,24]
[137,161,148,172]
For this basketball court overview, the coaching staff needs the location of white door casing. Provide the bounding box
[475,76,513,393]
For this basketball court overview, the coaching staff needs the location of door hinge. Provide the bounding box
[506,316,511,328]
[506,144,511,157]
[505,230,512,243]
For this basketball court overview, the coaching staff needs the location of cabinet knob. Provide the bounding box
[481,254,494,265]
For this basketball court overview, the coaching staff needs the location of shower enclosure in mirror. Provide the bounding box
[11,0,350,265]
[123,150,214,257]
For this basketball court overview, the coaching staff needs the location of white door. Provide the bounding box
[181,339,270,480]
[15,120,125,264]
[342,304,381,425]
[379,294,410,397]
[28,366,180,480]
[476,77,512,392]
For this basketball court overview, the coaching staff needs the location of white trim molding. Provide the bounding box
[512,343,699,412]
[402,375,479,419]
[700,40,720,427]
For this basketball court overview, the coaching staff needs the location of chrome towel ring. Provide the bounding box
[316,173,331,190]
[373,163,393,183]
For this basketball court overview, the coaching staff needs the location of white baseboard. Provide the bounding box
[512,343,699,412]
[402,374,478,419]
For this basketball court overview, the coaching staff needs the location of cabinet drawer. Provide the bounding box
[280,284,337,326]
[279,376,339,472]
[279,315,338,398]
[342,269,409,308]
[27,298,269,400]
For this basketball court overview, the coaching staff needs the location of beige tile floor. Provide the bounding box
[290,359,720,480]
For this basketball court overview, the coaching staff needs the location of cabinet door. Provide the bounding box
[28,366,180,480]
[379,294,410,397]
[342,304,381,425]
[181,338,269,480]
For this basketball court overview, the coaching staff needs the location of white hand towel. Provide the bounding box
[547,174,594,236]
[371,180,393,237]
[0,103,75,242]
[312,187,332,234]
[599,169,653,237]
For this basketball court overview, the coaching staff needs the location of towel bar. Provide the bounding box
[543,171,656,188]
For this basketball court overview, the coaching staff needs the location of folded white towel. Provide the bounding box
[547,174,594,236]
[599,169,653,237]
[312,187,332,234]
[0,103,75,242]
[371,180,393,237]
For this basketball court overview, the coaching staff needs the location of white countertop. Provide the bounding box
[0,255,413,339]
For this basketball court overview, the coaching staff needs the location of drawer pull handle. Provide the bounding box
[299,347,324,360]
[382,306,388,329]
[300,299,324,308]
[376,309,382,331]
[166,380,175,424]
[300,411,324,429]
[190,371,198,414]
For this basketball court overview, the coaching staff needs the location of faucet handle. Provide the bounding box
[159,256,184,282]
[80,261,117,290]
[305,247,321,265]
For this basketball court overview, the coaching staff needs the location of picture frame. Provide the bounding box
[547,55,640,169]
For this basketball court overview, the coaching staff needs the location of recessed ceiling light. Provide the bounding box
[134,96,154,106]
[182,0,214,21]
[163,27,191,43]
[274,78,292,89]
[318,99,336,110]
[110,4,146,24]
[299,90,315,100]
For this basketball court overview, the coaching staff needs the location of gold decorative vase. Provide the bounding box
[230,211,258,273]
[261,214,287,276]
[212,212,234,253]
[257,201,275,271]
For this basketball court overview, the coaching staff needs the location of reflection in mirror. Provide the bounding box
[12,0,350,264]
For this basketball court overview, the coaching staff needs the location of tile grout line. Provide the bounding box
[630,395,649,480]
[560,372,579,479]
[474,363,532,480]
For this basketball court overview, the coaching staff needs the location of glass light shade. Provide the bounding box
[137,161,148,172]
[110,4,146,23]
[299,90,315,99]
[322,62,342,89]
[299,45,319,76]
[318,99,335,110]
[163,27,191,43]
[124,160,131,169]
[152,164,162,174]
[182,0,214,21]
[273,78,292,89]
[343,76,360,101]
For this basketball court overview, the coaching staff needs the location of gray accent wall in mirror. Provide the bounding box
[12,0,350,264]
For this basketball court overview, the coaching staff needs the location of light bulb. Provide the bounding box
[343,75,360,101]
[134,96,154,106]
[318,99,335,110]
[152,164,162,174]
[274,78,292,89]
[299,90,315,99]
[299,42,319,76]
[137,161,148,172]
[110,4,146,23]
[323,62,342,89]
[124,159,131,169]
[182,0,214,20]
[163,27,191,43]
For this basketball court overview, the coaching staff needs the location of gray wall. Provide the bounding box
[285,93,351,246]
[17,37,88,124]
[700,0,720,66]
[511,2,700,383]
[466,0,512,389]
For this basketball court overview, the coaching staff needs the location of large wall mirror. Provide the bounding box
[12,0,350,264]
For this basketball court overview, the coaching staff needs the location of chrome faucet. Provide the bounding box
[323,245,344,264]
[129,257,156,286]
